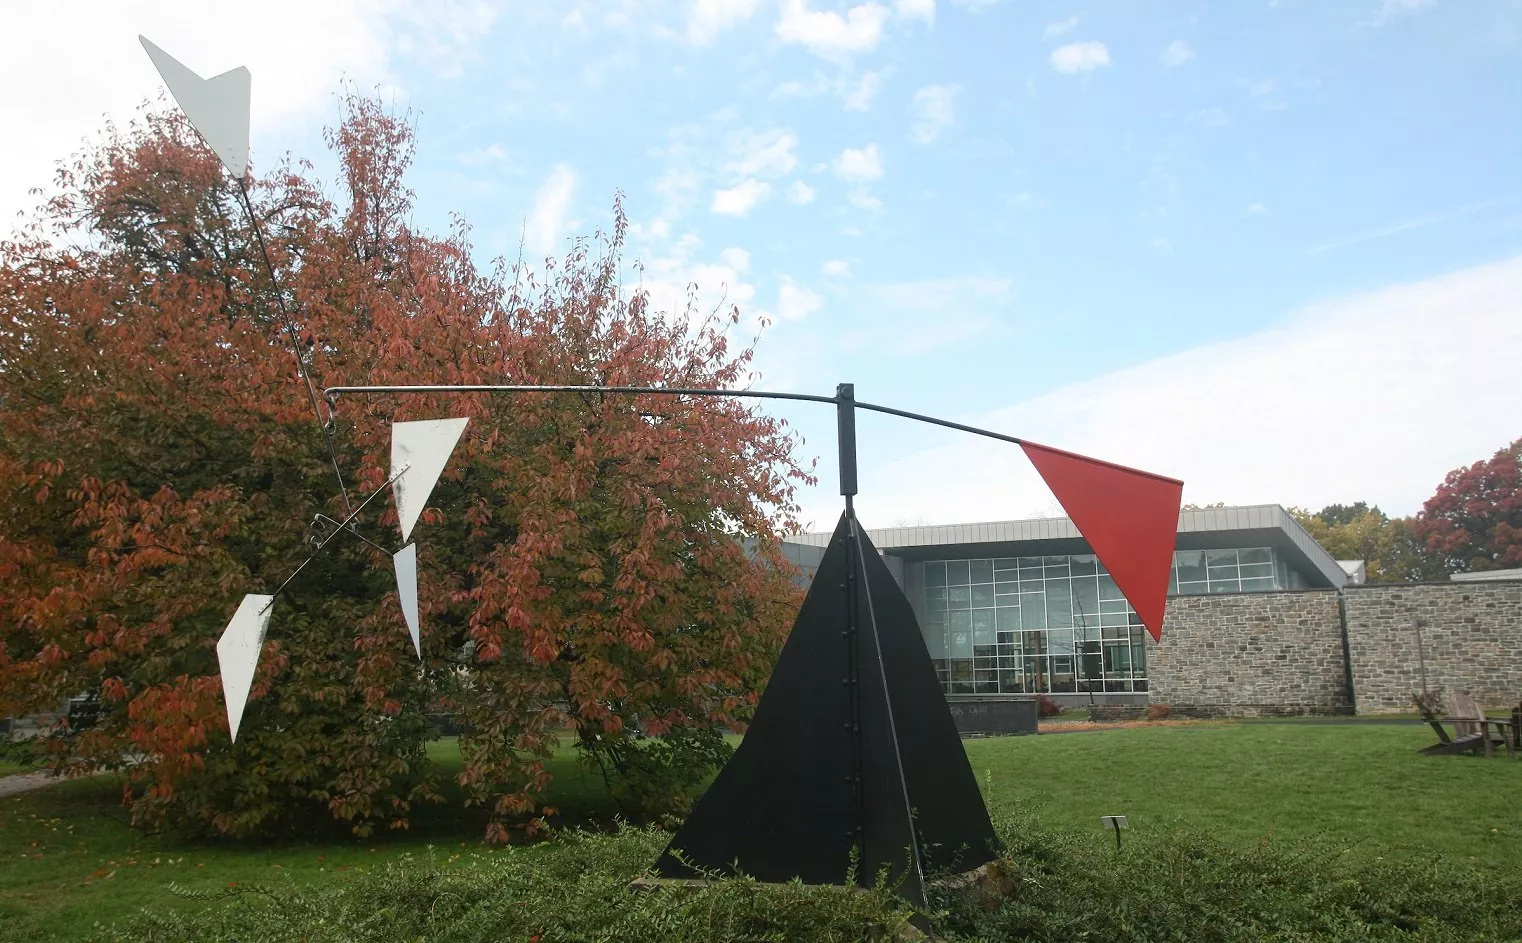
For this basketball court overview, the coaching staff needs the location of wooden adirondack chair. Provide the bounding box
[1414,692,1516,758]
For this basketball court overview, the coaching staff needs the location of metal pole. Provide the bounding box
[1414,619,1429,695]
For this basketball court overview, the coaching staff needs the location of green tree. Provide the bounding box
[1289,505,1439,583]
[0,95,810,840]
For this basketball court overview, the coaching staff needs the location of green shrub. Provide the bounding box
[88,811,1522,943]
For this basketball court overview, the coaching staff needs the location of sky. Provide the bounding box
[3,0,1521,534]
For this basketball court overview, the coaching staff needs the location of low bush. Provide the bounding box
[86,808,1522,942]
[1144,702,1173,721]
[1033,694,1064,718]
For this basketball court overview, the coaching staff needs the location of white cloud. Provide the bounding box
[909,84,958,144]
[1366,0,1435,26]
[895,0,935,22]
[634,234,764,337]
[836,256,1522,527]
[712,178,772,216]
[823,259,851,276]
[1050,41,1111,73]
[688,0,762,44]
[949,0,1000,9]
[562,9,587,31]
[0,0,500,231]
[724,127,800,178]
[1161,39,1195,67]
[1042,15,1079,39]
[719,246,752,271]
[843,71,884,111]
[832,143,884,182]
[459,142,518,169]
[776,0,889,58]
[777,277,824,320]
[524,164,577,259]
[848,187,883,211]
[788,180,818,204]
[1151,236,1172,252]
[1248,202,1268,215]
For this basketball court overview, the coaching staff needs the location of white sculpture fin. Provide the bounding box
[390,418,469,542]
[394,543,421,659]
[139,36,252,180]
[216,594,274,743]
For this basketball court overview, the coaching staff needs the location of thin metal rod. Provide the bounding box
[321,382,1183,486]
[850,512,927,898]
[234,178,355,515]
[313,513,392,557]
[323,383,839,408]
[262,463,409,610]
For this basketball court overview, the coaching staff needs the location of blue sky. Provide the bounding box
[4,0,1521,531]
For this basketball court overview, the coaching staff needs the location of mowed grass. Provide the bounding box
[967,722,1522,872]
[2,722,1519,940]
[0,737,617,941]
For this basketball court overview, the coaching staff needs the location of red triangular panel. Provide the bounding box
[1020,442,1183,642]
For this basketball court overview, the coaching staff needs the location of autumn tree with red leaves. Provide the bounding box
[1414,438,1522,576]
[0,95,811,841]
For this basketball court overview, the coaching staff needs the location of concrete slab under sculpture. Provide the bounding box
[390,418,469,543]
[216,593,274,743]
[394,543,421,658]
[139,36,251,180]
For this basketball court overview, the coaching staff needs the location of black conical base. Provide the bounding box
[653,512,1000,905]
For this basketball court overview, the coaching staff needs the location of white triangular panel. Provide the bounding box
[391,418,469,542]
[139,36,251,180]
[216,593,274,743]
[394,543,421,659]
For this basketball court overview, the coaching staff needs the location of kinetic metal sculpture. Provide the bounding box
[141,39,1185,912]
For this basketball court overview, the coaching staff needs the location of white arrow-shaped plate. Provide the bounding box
[391,418,469,542]
[216,593,274,743]
[140,36,251,180]
[394,543,421,658]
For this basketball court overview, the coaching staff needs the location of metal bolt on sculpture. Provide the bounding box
[142,39,1186,914]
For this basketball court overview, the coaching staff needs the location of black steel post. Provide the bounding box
[836,383,858,498]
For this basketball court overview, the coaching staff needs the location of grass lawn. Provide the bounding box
[0,759,34,778]
[967,723,1521,873]
[2,722,1519,941]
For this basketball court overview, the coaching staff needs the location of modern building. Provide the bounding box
[785,505,1349,708]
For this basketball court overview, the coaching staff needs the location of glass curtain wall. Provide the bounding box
[922,547,1284,696]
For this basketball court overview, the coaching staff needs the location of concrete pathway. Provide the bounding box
[0,770,57,799]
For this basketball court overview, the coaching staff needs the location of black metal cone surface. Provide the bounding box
[653,512,1000,902]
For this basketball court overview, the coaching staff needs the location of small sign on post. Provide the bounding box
[1101,814,1128,852]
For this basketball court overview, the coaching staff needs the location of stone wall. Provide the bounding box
[1343,581,1522,714]
[1146,590,1351,716]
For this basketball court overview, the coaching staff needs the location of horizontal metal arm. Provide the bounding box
[323,384,839,408]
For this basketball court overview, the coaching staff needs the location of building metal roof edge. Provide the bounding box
[784,503,1349,589]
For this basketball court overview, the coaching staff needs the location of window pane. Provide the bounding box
[971,584,996,608]
[949,585,971,607]
[1240,576,1275,591]
[1099,574,1124,600]
[994,558,1018,571]
[1174,550,1206,584]
[973,609,996,644]
[1072,577,1099,618]
[1020,594,1047,629]
[1205,549,1238,568]
[1178,580,1208,595]
[1069,555,1098,576]
[947,560,970,585]
[1209,579,1238,593]
[1046,580,1073,627]
[924,562,946,587]
[923,621,945,659]
[996,608,1020,631]
[995,592,1019,607]
[1018,557,1042,570]
[1240,562,1274,579]
[1239,547,1272,565]
[970,559,994,584]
